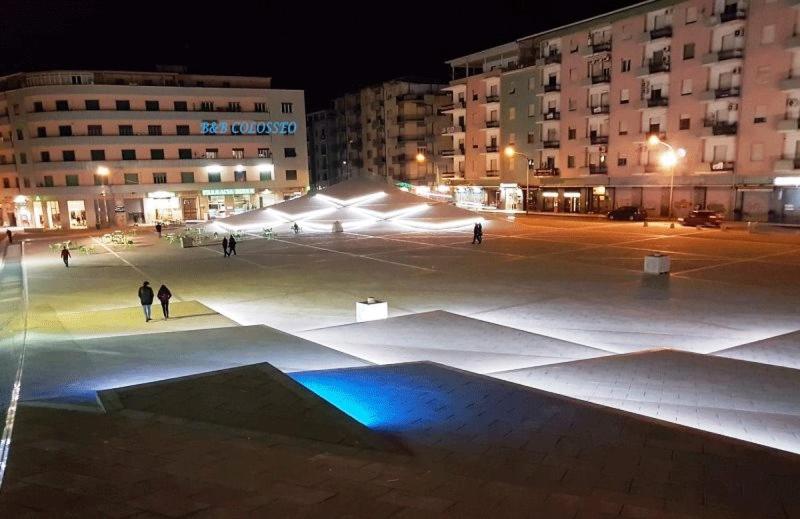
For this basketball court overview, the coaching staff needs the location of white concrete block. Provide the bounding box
[356,298,388,322]
[644,253,670,275]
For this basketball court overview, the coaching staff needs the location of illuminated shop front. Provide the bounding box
[454,186,488,209]
[143,191,181,223]
[67,200,87,228]
[202,188,261,219]
[499,183,522,211]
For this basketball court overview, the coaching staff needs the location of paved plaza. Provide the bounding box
[4,190,800,516]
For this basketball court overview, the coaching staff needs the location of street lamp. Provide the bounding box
[646,136,686,221]
[504,145,534,214]
[415,152,442,191]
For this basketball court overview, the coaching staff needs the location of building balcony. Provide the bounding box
[702,48,744,64]
[589,164,608,174]
[703,119,738,135]
[543,83,561,93]
[718,8,747,24]
[645,96,669,108]
[485,169,500,177]
[485,145,499,153]
[775,157,800,170]
[397,114,425,123]
[647,59,670,74]
[702,86,741,100]
[709,161,735,171]
[583,41,612,55]
[780,75,800,90]
[31,157,274,172]
[485,120,500,129]
[440,100,466,112]
[645,130,667,141]
[440,149,456,157]
[542,111,561,121]
[589,105,610,115]
[590,134,609,145]
[536,52,562,65]
[397,93,426,102]
[533,167,559,176]
[483,94,500,104]
[542,139,560,149]
[397,135,426,143]
[442,125,465,135]
[778,118,800,131]
[590,72,612,85]
[650,26,673,40]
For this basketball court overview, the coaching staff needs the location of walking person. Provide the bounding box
[138,281,154,322]
[222,236,229,257]
[157,284,172,320]
[155,222,163,238]
[5,229,11,244]
[228,235,237,256]
[476,222,483,244]
[60,245,71,267]
[472,223,481,245]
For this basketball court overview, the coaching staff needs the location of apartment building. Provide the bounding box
[0,69,309,230]
[307,109,338,188]
[309,79,450,187]
[443,0,800,222]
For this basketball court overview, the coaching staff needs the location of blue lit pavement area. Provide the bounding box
[0,243,24,420]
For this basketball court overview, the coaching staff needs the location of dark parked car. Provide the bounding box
[681,210,723,227]
[607,206,647,221]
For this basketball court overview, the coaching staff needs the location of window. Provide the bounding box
[119,125,133,136]
[36,127,46,138]
[66,174,79,186]
[145,100,160,111]
[62,150,75,162]
[147,125,162,136]
[528,103,536,117]
[181,171,195,183]
[124,173,139,185]
[284,147,297,158]
[116,100,130,110]
[19,153,26,164]
[679,115,691,130]
[88,125,102,136]
[258,147,271,158]
[281,102,293,113]
[40,151,50,162]
[567,155,575,168]
[16,129,23,141]
[528,77,536,91]
[751,143,764,161]
[568,98,576,111]
[43,175,54,187]
[150,149,165,160]
[620,89,630,104]
[205,148,218,159]
[762,25,776,45]
[234,169,247,182]
[85,99,100,110]
[173,101,187,111]
[509,107,516,120]
[754,105,767,123]
[59,125,72,137]
[683,43,695,60]
[621,59,631,72]
[228,102,241,112]
[177,148,191,159]
[568,127,576,140]
[94,173,109,186]
[617,154,627,166]
[2,178,8,188]
[122,149,136,160]
[681,79,693,95]
[200,101,214,111]
[207,172,221,183]
[90,149,105,161]
[55,100,69,111]
[527,132,535,144]
[285,169,298,181]
[618,121,628,135]
[33,101,44,112]
[686,6,697,23]
[153,172,167,184]
[23,178,30,188]
[176,124,190,135]
[259,170,273,181]
[254,102,267,112]
[232,148,244,159]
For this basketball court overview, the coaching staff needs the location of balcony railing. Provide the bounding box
[590,135,609,145]
[533,167,560,176]
[485,94,500,103]
[542,139,560,148]
[590,105,610,115]
[719,8,747,23]
[440,100,466,111]
[485,145,499,153]
[591,72,611,84]
[397,115,425,123]
[397,93,425,102]
[591,41,612,53]
[543,111,561,121]
[543,83,561,92]
[485,169,500,177]
[544,52,562,64]
[648,59,670,74]
[589,164,608,174]
[650,26,673,39]
[714,86,740,99]
[704,120,738,135]
[710,161,735,171]
[442,125,465,134]
[718,48,745,61]
[485,120,500,128]
[647,96,669,107]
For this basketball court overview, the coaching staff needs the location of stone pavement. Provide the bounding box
[712,330,800,370]
[3,362,800,518]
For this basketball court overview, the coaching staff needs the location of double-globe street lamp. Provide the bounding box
[647,135,686,221]
[503,145,534,214]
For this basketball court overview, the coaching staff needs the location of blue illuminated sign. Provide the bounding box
[201,121,298,135]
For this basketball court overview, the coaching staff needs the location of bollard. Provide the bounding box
[643,221,648,227]
[644,252,671,274]
[669,222,675,229]
[356,297,388,322]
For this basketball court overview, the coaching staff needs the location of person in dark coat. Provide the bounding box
[155,222,163,238]
[60,245,71,267]
[477,223,483,244]
[222,236,229,257]
[472,223,481,245]
[228,235,237,256]
[5,229,11,243]
[138,281,154,322]
[157,284,172,319]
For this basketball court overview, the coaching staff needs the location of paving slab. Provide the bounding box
[712,329,800,370]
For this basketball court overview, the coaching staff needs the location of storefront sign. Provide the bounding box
[147,191,176,199]
[774,176,800,186]
[201,121,298,135]
[201,188,256,196]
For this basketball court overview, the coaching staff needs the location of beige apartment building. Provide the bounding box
[0,69,309,230]
[442,0,800,222]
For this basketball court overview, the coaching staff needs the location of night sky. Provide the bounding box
[1,0,631,110]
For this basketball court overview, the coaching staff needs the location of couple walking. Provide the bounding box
[221,235,237,257]
[138,281,172,322]
[472,222,483,244]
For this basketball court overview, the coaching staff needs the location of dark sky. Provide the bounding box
[1,0,631,110]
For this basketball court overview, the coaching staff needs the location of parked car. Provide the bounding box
[681,210,723,227]
[607,206,647,221]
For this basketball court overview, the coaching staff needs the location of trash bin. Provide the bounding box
[644,253,670,274]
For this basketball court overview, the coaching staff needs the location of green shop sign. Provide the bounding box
[201,188,256,196]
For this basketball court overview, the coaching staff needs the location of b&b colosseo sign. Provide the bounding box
[201,121,298,135]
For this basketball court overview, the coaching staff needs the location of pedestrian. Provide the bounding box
[60,245,71,267]
[472,223,481,245]
[157,284,172,320]
[222,236,229,257]
[155,222,163,238]
[477,222,483,244]
[228,235,237,256]
[5,229,11,244]
[138,281,154,322]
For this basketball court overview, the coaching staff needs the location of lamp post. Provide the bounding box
[646,135,686,221]
[415,152,440,191]
[504,145,534,214]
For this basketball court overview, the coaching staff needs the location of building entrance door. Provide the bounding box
[182,198,198,220]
